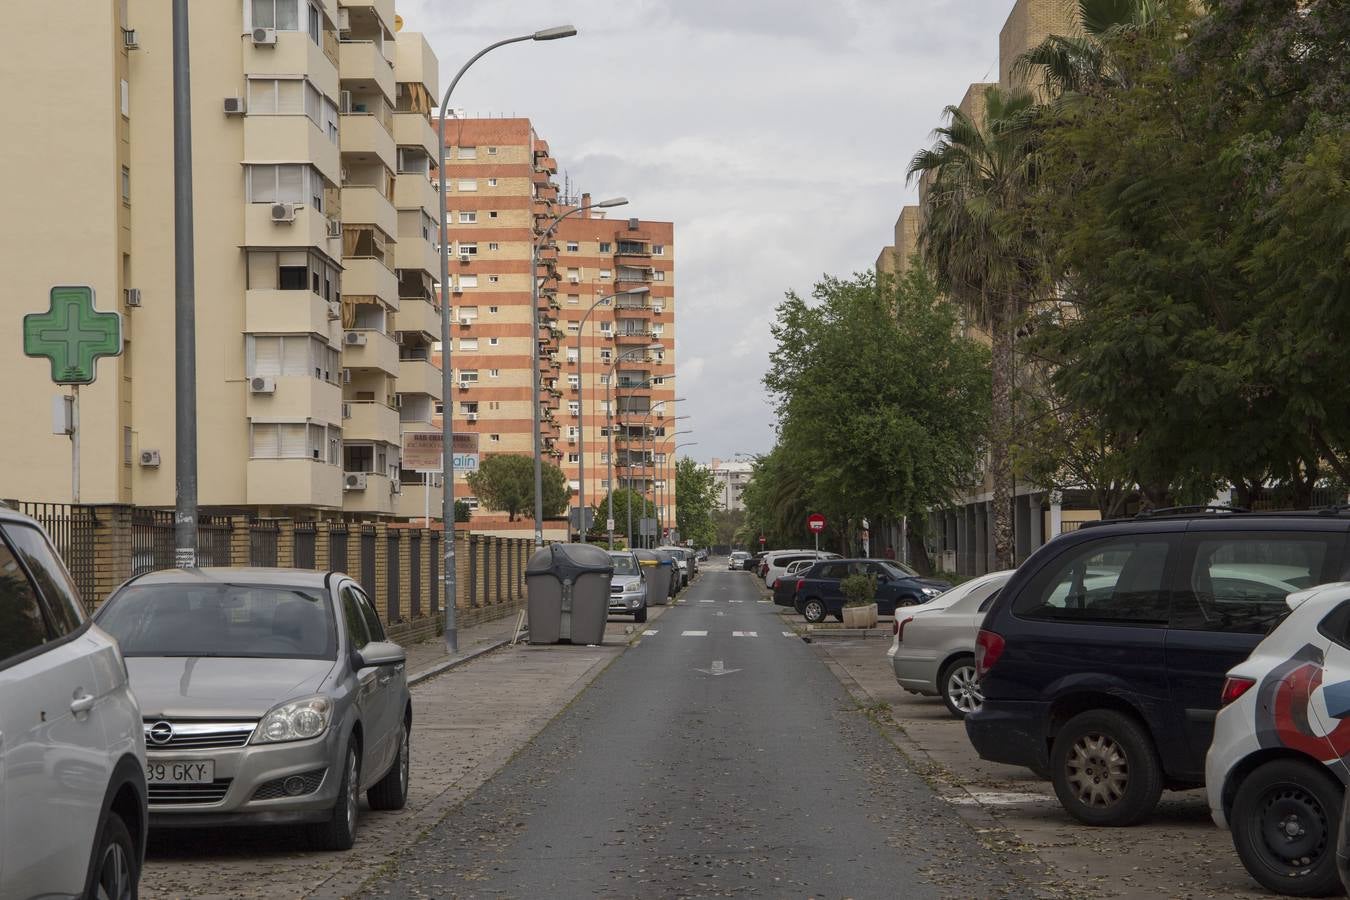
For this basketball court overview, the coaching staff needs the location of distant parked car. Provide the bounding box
[889,570,1013,718]
[1207,581,1350,897]
[743,552,766,572]
[696,548,709,562]
[795,559,951,624]
[969,510,1346,828]
[762,550,839,589]
[0,505,147,900]
[607,551,648,623]
[771,559,816,607]
[729,551,750,570]
[95,568,411,850]
[657,546,692,589]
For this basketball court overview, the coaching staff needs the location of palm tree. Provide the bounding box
[1012,0,1159,98]
[908,86,1041,570]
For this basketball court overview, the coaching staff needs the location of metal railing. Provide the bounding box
[9,501,98,607]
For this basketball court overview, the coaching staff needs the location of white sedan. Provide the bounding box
[889,570,1013,718]
[1206,582,1350,898]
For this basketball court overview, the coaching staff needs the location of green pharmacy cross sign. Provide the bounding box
[23,286,123,384]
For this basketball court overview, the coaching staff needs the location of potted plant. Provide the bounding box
[840,573,878,628]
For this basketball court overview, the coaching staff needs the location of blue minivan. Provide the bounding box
[968,510,1350,827]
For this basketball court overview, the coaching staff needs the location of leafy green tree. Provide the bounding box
[712,508,745,549]
[590,489,654,545]
[1013,0,1160,98]
[908,89,1042,567]
[674,458,720,548]
[454,499,472,523]
[465,454,570,521]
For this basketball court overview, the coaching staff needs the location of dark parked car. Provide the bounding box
[968,509,1350,828]
[794,559,951,623]
[743,552,766,572]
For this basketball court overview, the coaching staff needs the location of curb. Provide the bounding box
[407,632,523,686]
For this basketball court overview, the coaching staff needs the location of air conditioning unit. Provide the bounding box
[270,202,296,223]
[326,219,341,239]
[223,96,245,116]
[344,472,368,491]
[139,449,161,468]
[458,380,471,390]
[459,254,471,264]
[326,300,341,320]
[341,369,353,384]
[123,28,139,49]
[337,8,350,30]
[344,331,367,346]
[466,412,478,422]
[339,90,352,114]
[124,287,142,307]
[251,27,277,46]
[249,376,275,394]
[341,402,352,419]
[458,317,472,326]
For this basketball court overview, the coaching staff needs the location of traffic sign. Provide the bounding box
[23,286,122,384]
[759,534,766,545]
[808,513,826,533]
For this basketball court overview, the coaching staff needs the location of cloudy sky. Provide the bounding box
[399,0,1014,465]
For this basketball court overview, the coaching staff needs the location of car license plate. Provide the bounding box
[145,760,215,784]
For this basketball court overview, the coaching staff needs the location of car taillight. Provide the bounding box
[1221,676,1256,707]
[975,629,1005,679]
[795,578,805,593]
[896,616,914,643]
[772,579,780,589]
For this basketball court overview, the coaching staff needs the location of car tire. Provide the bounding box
[312,739,361,850]
[1049,709,1162,827]
[939,655,982,719]
[91,811,138,900]
[1230,758,1343,897]
[802,598,826,624]
[634,606,648,623]
[368,720,411,812]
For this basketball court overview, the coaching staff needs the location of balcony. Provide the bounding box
[341,471,394,516]
[247,459,343,509]
[339,0,396,36]
[339,40,396,103]
[244,116,340,186]
[394,31,439,98]
[397,357,442,400]
[341,328,400,375]
[340,111,396,170]
[244,31,339,99]
[392,111,438,161]
[341,185,398,240]
[245,289,341,342]
[244,203,340,255]
[342,257,398,308]
[393,170,437,215]
[395,297,441,339]
[393,232,438,276]
[342,400,401,443]
[615,330,651,345]
[616,267,653,285]
[245,375,343,426]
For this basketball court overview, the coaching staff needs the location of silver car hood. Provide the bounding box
[611,574,642,588]
[127,656,336,719]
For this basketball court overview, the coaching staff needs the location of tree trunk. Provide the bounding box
[990,295,1015,570]
[906,528,933,575]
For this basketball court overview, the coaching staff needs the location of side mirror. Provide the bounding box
[354,640,406,669]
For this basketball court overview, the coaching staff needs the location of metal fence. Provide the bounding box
[132,509,233,573]
[330,524,349,574]
[294,522,317,569]
[10,501,98,607]
[360,525,377,600]
[249,519,280,567]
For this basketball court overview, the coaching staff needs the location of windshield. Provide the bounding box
[881,561,920,578]
[609,555,639,576]
[97,582,337,660]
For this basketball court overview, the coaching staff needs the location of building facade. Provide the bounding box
[4,0,442,520]
[435,118,677,540]
[708,458,753,512]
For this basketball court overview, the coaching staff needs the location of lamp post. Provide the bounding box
[438,24,576,653]
[605,343,663,547]
[658,434,696,543]
[532,197,628,549]
[575,286,648,543]
[639,406,687,547]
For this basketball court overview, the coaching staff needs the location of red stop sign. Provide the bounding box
[808,513,826,533]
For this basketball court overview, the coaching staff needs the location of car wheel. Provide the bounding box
[1230,758,1343,897]
[368,720,411,811]
[802,598,826,624]
[312,739,361,849]
[1049,709,1162,826]
[634,606,648,623]
[940,655,982,719]
[92,812,138,900]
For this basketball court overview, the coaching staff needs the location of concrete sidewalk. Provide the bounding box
[403,610,526,685]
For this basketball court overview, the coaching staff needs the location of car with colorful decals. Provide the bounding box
[1206,581,1350,897]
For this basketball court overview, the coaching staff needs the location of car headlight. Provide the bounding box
[921,587,942,597]
[252,696,332,744]
[625,581,644,592]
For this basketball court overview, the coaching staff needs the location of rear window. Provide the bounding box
[1014,536,1175,625]
[98,582,337,659]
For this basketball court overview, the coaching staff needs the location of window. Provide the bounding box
[488,242,499,251]
[568,401,579,416]
[249,422,328,460]
[568,453,580,464]
[352,586,385,642]
[252,0,299,30]
[457,146,477,159]
[566,322,579,333]
[457,306,478,320]
[599,321,613,333]
[458,211,477,224]
[487,306,499,313]
[123,426,133,466]
[247,77,305,115]
[567,426,579,439]
[487,178,498,187]
[458,275,478,289]
[5,524,85,637]
[246,334,338,382]
[566,242,579,252]
[1171,532,1340,633]
[1015,536,1176,624]
[396,148,430,175]
[653,244,665,256]
[488,275,499,284]
[489,434,501,443]
[653,270,666,282]
[457,179,477,192]
[340,585,371,650]
[600,269,612,280]
[120,79,129,117]
[457,370,479,383]
[458,338,478,351]
[567,295,580,305]
[600,350,612,362]
[566,348,579,363]
[457,242,478,256]
[567,268,580,283]
[0,530,55,664]
[486,147,497,155]
[121,166,130,203]
[568,374,580,389]
[247,164,324,210]
[488,368,500,377]
[488,338,499,346]
[599,242,612,253]
[488,211,499,219]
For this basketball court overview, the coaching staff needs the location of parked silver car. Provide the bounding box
[0,505,147,900]
[95,568,411,850]
[888,570,1013,718]
[607,550,648,622]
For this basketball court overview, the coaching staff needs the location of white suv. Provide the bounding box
[0,506,147,898]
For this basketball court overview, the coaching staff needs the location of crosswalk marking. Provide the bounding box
[643,630,658,636]
[681,630,708,637]
[730,599,743,604]
[732,631,758,638]
[782,631,796,637]
[699,599,714,603]
[757,599,772,603]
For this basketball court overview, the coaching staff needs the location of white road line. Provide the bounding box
[681,630,708,637]
[757,599,772,603]
[732,631,758,638]
[643,630,658,635]
[782,631,796,637]
[945,791,1053,807]
[699,599,714,603]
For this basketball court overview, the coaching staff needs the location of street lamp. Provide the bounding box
[605,343,662,547]
[574,286,649,543]
[532,196,628,549]
[655,433,695,542]
[437,23,577,653]
[638,407,687,547]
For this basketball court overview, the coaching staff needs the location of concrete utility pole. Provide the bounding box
[172,0,198,568]
[438,24,577,653]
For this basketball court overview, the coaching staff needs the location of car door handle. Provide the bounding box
[70,692,97,714]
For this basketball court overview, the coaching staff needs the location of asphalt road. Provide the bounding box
[362,568,1033,899]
